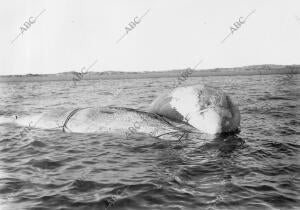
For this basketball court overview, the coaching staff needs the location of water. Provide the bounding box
[0,74,299,210]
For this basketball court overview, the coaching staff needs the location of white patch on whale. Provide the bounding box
[148,85,240,135]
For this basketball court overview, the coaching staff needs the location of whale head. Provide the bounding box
[148,85,240,135]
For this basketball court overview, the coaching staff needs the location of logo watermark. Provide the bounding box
[11,9,46,45]
[124,114,159,139]
[116,9,151,44]
[104,186,129,209]
[286,66,297,79]
[123,112,190,142]
[72,59,98,87]
[19,121,32,137]
[221,10,256,44]
[172,59,204,88]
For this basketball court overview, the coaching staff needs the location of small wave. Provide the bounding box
[28,159,64,170]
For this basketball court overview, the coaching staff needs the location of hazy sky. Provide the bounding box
[0,0,300,75]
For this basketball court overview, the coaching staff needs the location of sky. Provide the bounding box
[0,0,300,75]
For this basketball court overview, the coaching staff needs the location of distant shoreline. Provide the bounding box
[1,64,299,82]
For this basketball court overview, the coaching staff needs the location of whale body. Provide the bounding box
[2,107,195,139]
[1,84,241,137]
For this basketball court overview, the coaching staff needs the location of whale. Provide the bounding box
[1,107,196,139]
[148,84,241,134]
[0,84,240,138]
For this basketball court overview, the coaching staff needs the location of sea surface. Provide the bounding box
[0,74,299,210]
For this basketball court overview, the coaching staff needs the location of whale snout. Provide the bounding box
[189,105,240,135]
[207,95,240,134]
[220,96,241,133]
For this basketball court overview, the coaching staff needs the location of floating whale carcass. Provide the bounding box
[1,85,240,137]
